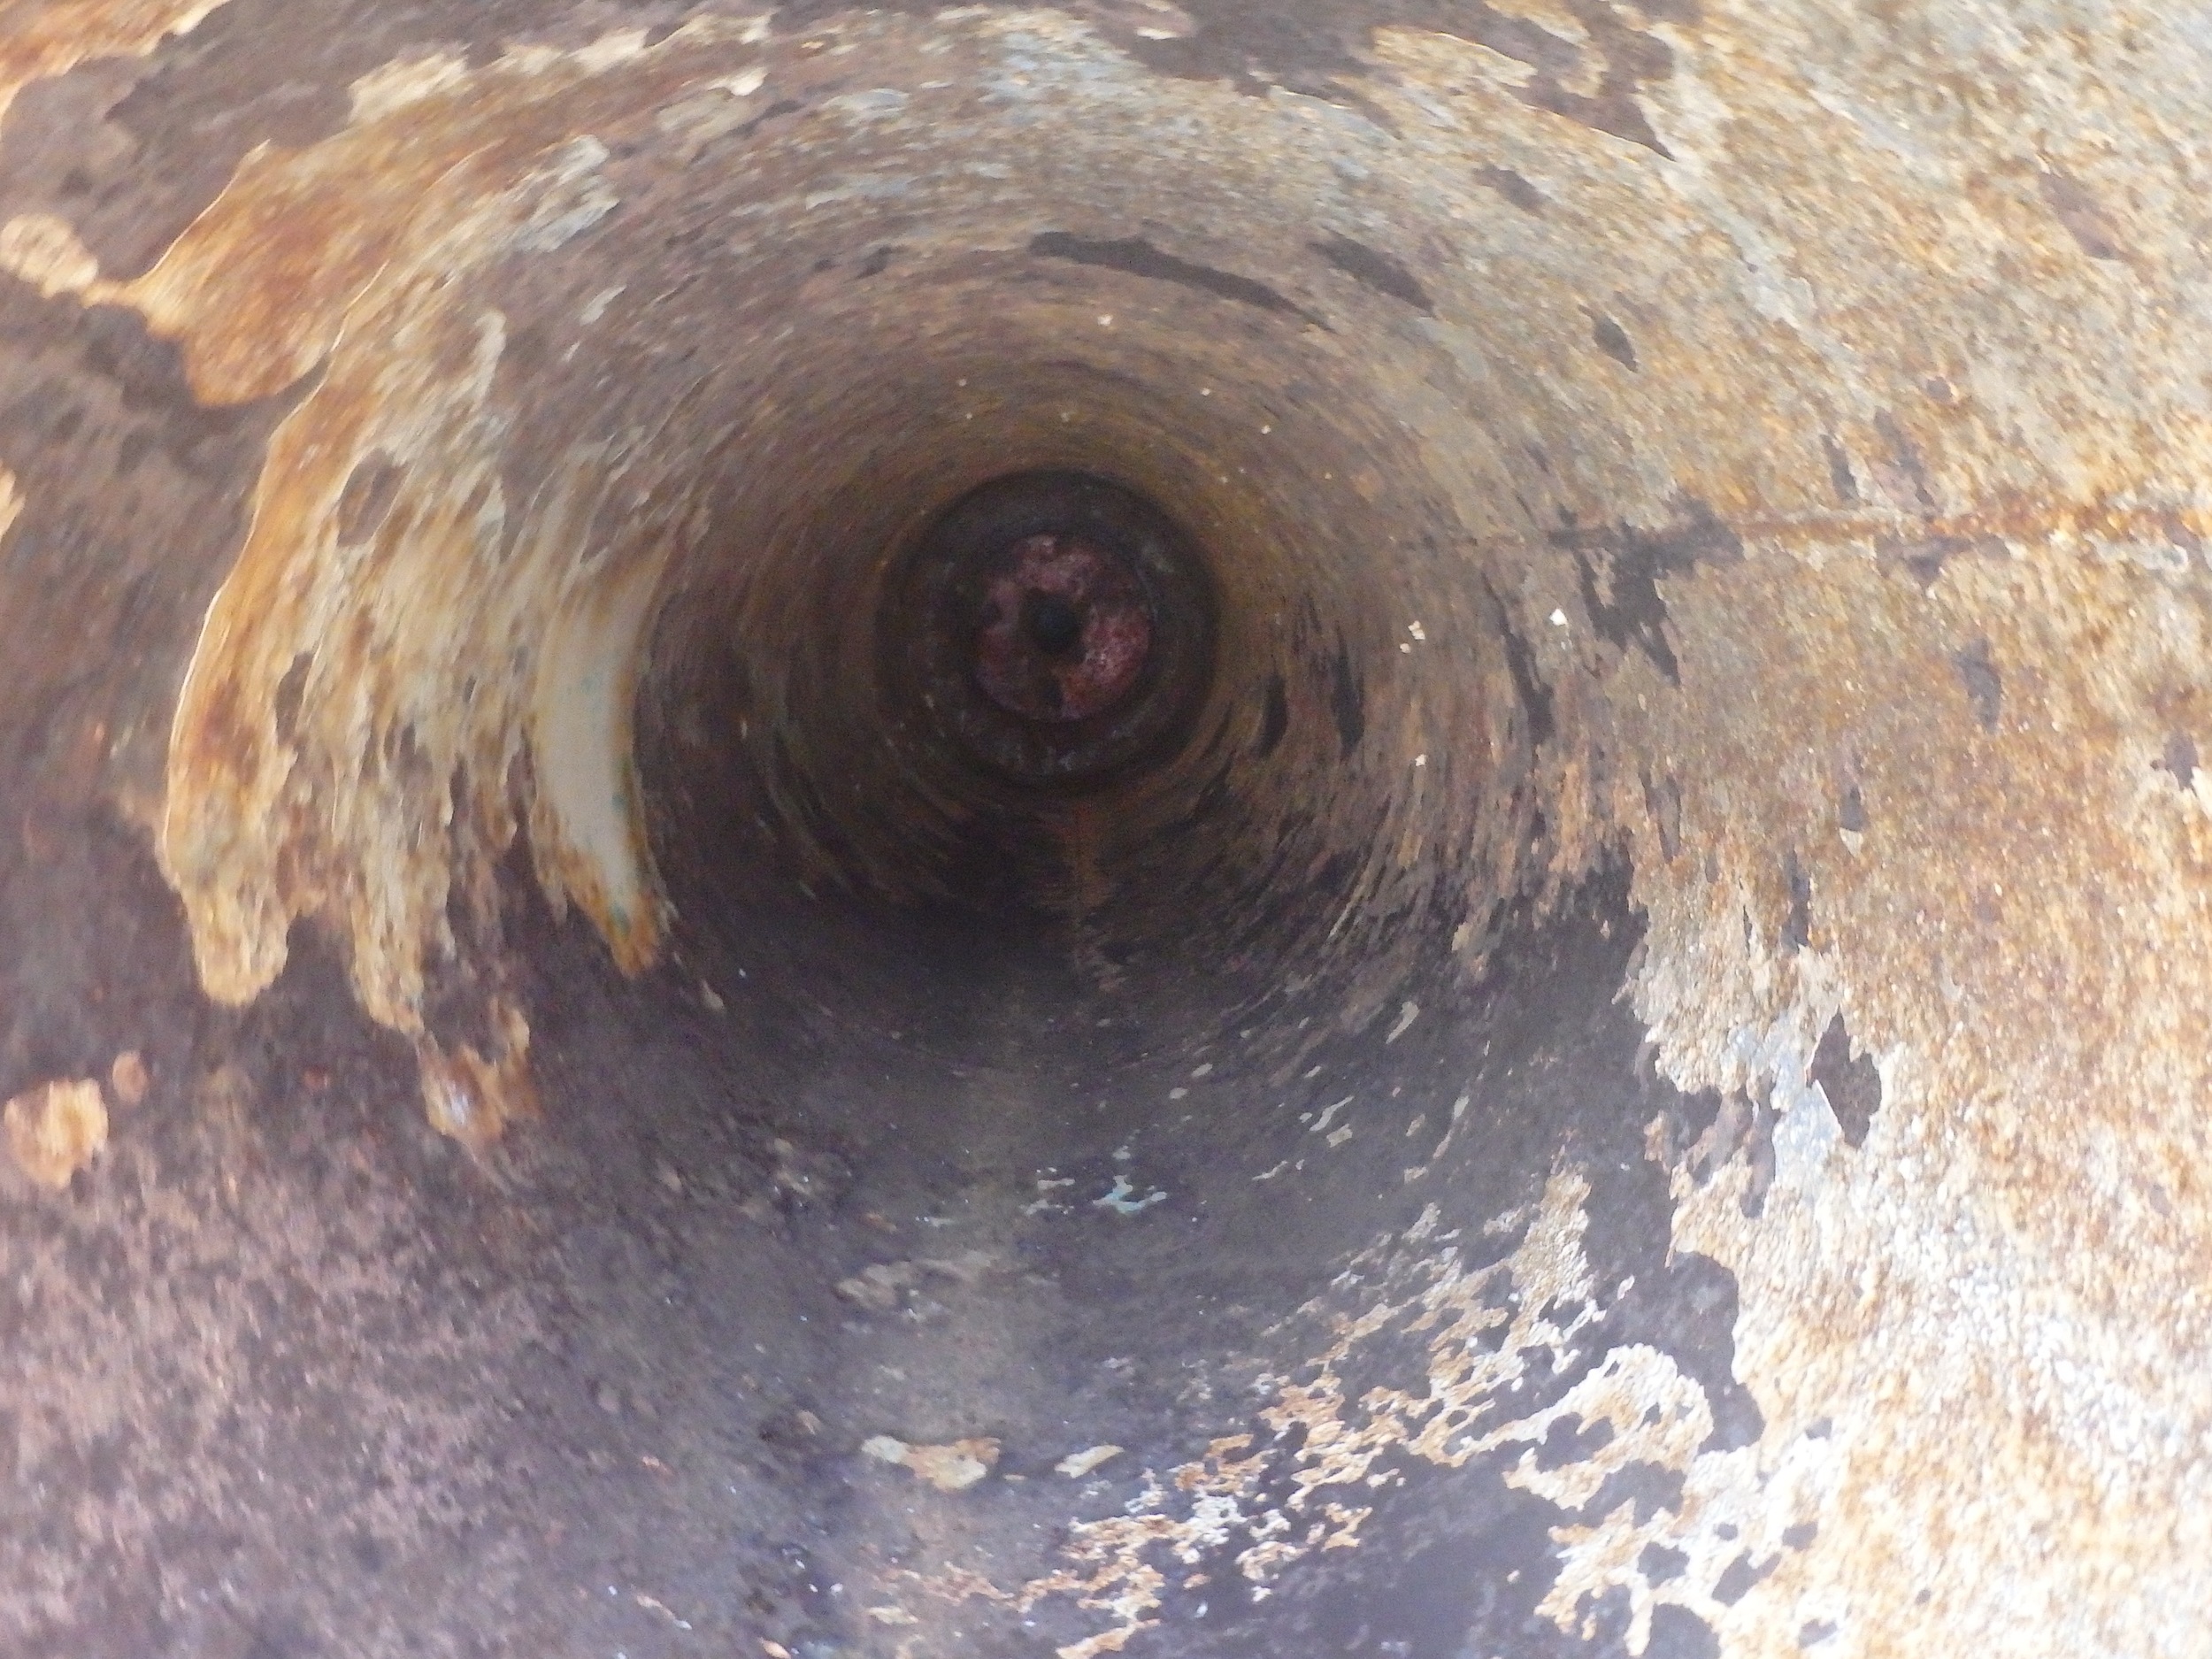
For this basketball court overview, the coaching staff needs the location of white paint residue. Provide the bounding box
[530,549,667,964]
[825,88,910,121]
[348,51,471,124]
[1094,1175,1167,1215]
[1310,1096,1353,1134]
[1405,1094,1472,1181]
[570,27,655,73]
[1386,1001,1420,1042]
[511,136,618,253]
[972,1168,1708,1655]
[1025,1175,1077,1216]
[0,213,108,301]
[1056,1445,1125,1479]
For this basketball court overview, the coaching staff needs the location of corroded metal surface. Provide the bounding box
[0,1,2207,1655]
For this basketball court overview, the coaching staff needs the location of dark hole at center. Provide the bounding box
[1023,590,1085,658]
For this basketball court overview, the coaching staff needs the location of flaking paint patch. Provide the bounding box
[923,1171,1796,1656]
[148,60,733,1039]
[1609,541,2212,1656]
[158,298,522,1025]
[127,15,813,1085]
[864,1434,1002,1493]
[4,1079,108,1190]
[347,50,472,126]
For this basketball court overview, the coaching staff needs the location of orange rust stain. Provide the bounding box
[0,0,232,127]
[119,27,758,406]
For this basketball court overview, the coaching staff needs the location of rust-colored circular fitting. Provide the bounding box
[882,472,1215,787]
[972,532,1155,722]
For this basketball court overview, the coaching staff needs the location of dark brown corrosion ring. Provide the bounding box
[881,470,1217,787]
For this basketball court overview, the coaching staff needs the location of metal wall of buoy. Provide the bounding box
[0,4,2207,1656]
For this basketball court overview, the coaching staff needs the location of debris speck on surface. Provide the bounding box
[865,1604,919,1625]
[1094,1174,1167,1214]
[838,1250,999,1308]
[108,1051,150,1108]
[1025,1174,1077,1216]
[862,1434,1000,1491]
[836,1262,918,1310]
[4,1079,106,1190]
[633,1592,691,1629]
[920,1248,998,1286]
[1056,1444,1124,1478]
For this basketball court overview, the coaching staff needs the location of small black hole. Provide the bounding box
[1024,591,1084,657]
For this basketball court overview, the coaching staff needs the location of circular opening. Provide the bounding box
[976,533,1152,721]
[879,470,1217,789]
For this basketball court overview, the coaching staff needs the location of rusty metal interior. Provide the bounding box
[0,3,2207,1656]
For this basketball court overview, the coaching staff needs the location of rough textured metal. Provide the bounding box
[0,2,2205,1656]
